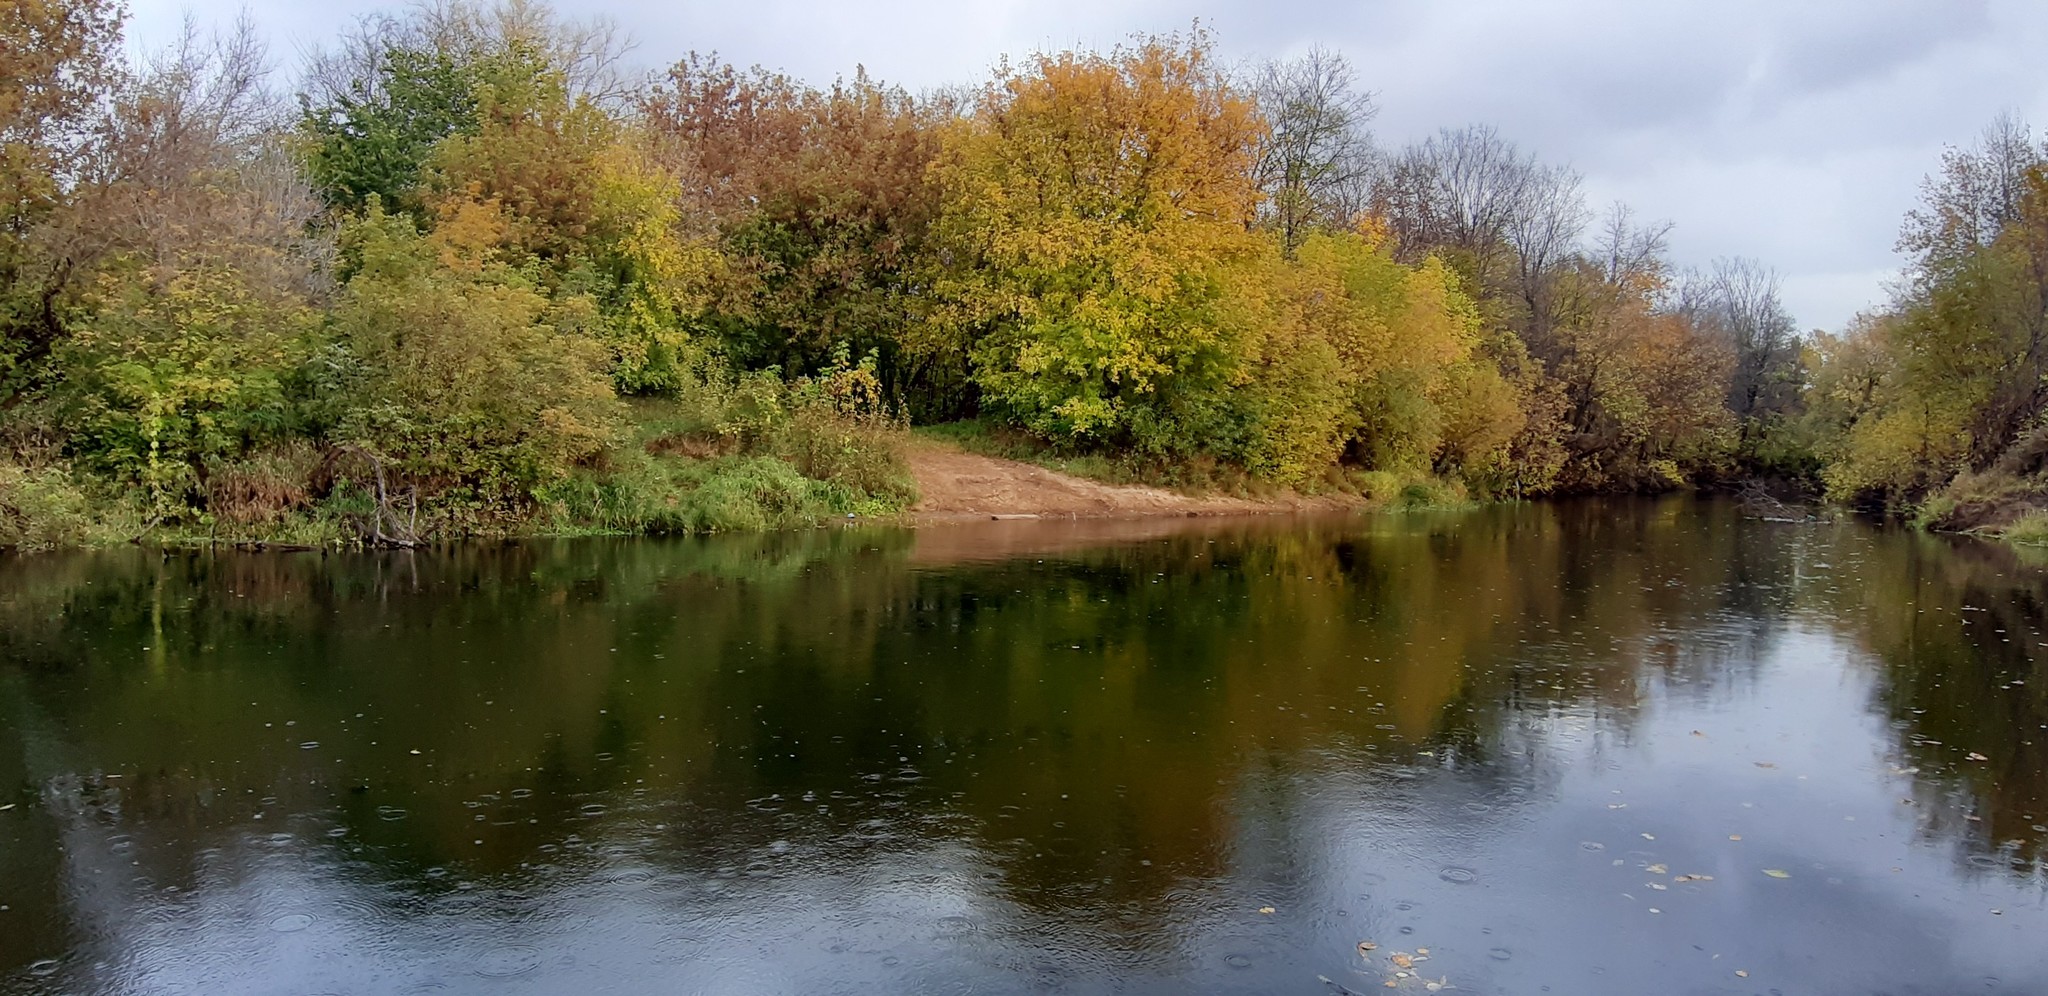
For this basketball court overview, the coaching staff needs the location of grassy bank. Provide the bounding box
[2,386,921,553]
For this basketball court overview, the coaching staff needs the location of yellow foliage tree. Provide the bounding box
[922,31,1266,449]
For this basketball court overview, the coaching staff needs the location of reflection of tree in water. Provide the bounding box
[6,499,2047,983]
[1806,533,2048,876]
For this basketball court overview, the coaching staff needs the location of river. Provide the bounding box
[1,498,2043,994]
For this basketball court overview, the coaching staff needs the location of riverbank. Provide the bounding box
[1,436,1402,553]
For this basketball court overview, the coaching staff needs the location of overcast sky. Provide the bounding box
[127,0,2048,334]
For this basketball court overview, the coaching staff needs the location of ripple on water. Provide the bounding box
[26,959,60,978]
[1223,953,1253,969]
[934,915,978,939]
[376,806,408,822]
[1438,866,1477,885]
[1579,841,1605,852]
[474,945,542,978]
[1489,947,1513,961]
[268,913,315,932]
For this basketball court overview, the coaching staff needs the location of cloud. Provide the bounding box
[126,0,2048,332]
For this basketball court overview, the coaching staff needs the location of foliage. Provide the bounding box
[921,31,1266,450]
[52,266,316,519]
[644,58,945,394]
[316,205,623,527]
[0,0,125,396]
[0,460,131,549]
[24,1,2028,548]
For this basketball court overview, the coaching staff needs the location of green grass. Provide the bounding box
[0,461,145,551]
[1998,509,2048,547]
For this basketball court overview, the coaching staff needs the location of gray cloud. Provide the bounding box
[128,0,2048,332]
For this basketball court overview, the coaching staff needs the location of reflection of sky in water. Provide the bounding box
[2,501,2045,995]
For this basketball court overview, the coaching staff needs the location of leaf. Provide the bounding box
[1645,863,1667,874]
[1391,953,1414,970]
[1762,868,1791,879]
[1358,941,1379,952]
[1258,906,1276,914]
[1966,752,1989,761]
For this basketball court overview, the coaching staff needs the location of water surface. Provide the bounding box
[1,499,2044,994]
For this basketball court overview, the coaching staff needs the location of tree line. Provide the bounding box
[0,0,2020,547]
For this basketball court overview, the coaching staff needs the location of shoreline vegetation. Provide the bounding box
[6,1,2048,553]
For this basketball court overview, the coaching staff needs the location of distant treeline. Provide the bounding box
[0,0,2038,548]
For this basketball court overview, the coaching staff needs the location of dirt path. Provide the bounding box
[906,441,1350,523]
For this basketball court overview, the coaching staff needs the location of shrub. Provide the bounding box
[0,462,131,550]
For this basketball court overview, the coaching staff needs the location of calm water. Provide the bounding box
[1,499,2045,995]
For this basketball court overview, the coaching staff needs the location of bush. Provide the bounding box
[52,266,315,521]
[2001,509,2048,546]
[204,442,325,528]
[317,207,625,529]
[0,462,132,550]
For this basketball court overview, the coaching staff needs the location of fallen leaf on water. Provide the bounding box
[1763,868,1791,879]
[1736,970,1749,978]
[1691,730,1706,737]
[1258,906,1276,914]
[1647,882,1668,890]
[1967,752,1989,761]
[1729,834,1743,841]
[1641,833,1656,840]
[1391,953,1415,970]
[1648,907,1662,914]
[1383,982,1397,989]
[1359,941,1379,952]
[1645,863,1668,874]
[1415,947,1429,956]
[1674,874,1714,882]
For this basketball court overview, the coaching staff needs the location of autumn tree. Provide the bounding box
[297,0,635,218]
[1375,125,1540,290]
[643,58,948,392]
[0,0,124,397]
[922,31,1266,451]
[1673,257,1802,449]
[1251,48,1375,257]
